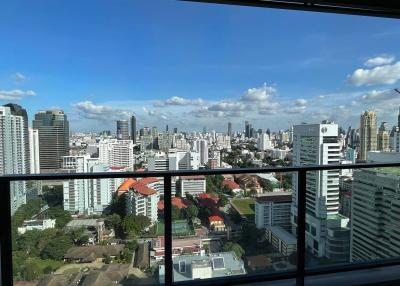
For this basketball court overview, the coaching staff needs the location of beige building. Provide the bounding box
[359,111,377,161]
[377,122,389,152]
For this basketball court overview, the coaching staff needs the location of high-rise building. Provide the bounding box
[116,120,129,140]
[255,192,292,230]
[228,122,232,136]
[291,122,350,260]
[62,155,124,214]
[245,121,250,138]
[194,139,208,166]
[130,115,136,144]
[257,133,272,151]
[99,139,134,170]
[0,105,29,214]
[398,105,400,128]
[33,109,69,171]
[359,111,377,161]
[29,128,40,174]
[173,127,178,134]
[4,103,30,174]
[351,167,400,261]
[377,122,389,152]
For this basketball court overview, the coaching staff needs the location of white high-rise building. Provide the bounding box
[291,122,350,260]
[194,139,208,166]
[62,155,123,214]
[29,128,40,174]
[148,151,200,172]
[0,105,28,214]
[99,139,134,170]
[257,133,272,151]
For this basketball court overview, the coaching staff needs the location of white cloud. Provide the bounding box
[364,56,395,67]
[295,99,307,107]
[286,106,306,114]
[241,83,276,102]
[208,101,245,112]
[0,89,36,100]
[348,61,400,86]
[73,101,131,121]
[14,72,27,82]
[154,96,206,107]
[142,107,168,120]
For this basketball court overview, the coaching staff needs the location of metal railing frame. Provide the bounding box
[2,162,400,285]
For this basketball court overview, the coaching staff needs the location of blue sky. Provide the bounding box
[1,0,400,132]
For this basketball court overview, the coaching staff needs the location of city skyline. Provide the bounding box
[1,1,400,132]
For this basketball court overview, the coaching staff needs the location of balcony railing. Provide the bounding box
[2,162,400,285]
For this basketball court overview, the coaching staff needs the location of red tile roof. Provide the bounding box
[117,178,137,192]
[157,197,192,211]
[208,215,224,222]
[139,177,160,185]
[117,178,158,196]
[222,179,240,190]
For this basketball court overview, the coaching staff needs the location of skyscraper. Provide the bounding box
[116,120,129,140]
[0,105,29,214]
[195,139,209,166]
[33,109,69,171]
[398,105,400,128]
[29,128,40,174]
[130,115,136,144]
[291,122,350,260]
[359,111,377,161]
[245,121,250,138]
[228,122,232,136]
[377,122,389,152]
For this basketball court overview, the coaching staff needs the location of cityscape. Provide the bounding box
[2,100,400,285]
[2,1,400,286]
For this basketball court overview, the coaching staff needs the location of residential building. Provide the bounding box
[291,122,350,260]
[99,139,134,170]
[208,215,226,232]
[29,128,40,174]
[116,120,129,140]
[255,192,292,231]
[257,133,272,151]
[32,109,69,171]
[151,236,202,260]
[181,175,206,196]
[359,111,377,161]
[0,105,29,214]
[228,122,232,136]
[120,178,160,223]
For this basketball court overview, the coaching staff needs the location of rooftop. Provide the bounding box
[266,226,297,245]
[172,252,245,282]
[372,167,400,176]
[255,192,292,204]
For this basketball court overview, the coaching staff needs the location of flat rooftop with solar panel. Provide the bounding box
[170,251,246,282]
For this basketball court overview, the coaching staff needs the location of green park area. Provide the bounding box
[155,220,194,236]
[231,198,255,221]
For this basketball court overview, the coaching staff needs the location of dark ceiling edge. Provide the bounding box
[180,0,400,19]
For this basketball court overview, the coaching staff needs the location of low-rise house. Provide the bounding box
[222,179,242,195]
[208,215,226,232]
[64,245,125,263]
[80,264,129,286]
[151,236,202,260]
[65,219,105,243]
[17,218,56,235]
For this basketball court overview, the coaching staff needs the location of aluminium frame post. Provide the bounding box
[164,175,173,285]
[0,179,13,286]
[296,170,307,286]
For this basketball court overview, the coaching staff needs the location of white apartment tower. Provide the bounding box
[0,105,28,214]
[99,139,134,170]
[257,133,272,151]
[29,128,40,174]
[291,122,350,260]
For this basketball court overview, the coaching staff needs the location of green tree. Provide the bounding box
[47,207,72,228]
[105,213,121,230]
[110,194,126,218]
[171,205,182,221]
[41,233,72,260]
[122,215,151,235]
[126,240,138,251]
[185,205,199,219]
[223,242,245,258]
[21,260,41,281]
[42,185,63,206]
[218,194,229,207]
[259,179,274,192]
